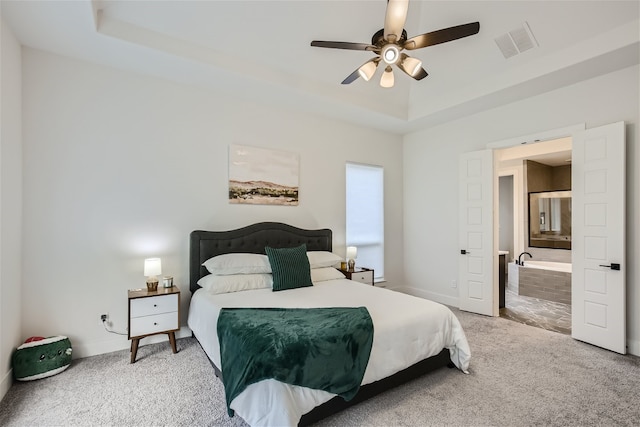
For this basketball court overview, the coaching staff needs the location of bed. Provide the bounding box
[187,222,471,426]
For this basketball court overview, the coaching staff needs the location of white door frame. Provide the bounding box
[486,124,586,150]
[487,123,626,353]
[464,123,586,316]
[459,125,583,317]
[482,123,585,316]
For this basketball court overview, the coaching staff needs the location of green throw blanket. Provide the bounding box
[217,307,374,416]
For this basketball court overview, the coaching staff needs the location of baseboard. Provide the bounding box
[0,368,13,401]
[386,287,640,356]
[73,326,192,359]
[390,286,460,308]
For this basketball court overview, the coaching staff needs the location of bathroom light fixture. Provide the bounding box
[346,246,358,271]
[144,258,162,291]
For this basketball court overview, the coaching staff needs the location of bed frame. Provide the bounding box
[189,222,452,426]
[190,222,333,293]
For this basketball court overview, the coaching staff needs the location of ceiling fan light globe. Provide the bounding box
[401,56,423,77]
[358,61,377,81]
[380,66,394,88]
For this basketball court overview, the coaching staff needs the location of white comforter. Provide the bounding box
[187,279,471,427]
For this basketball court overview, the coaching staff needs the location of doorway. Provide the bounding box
[496,138,573,335]
[459,122,626,354]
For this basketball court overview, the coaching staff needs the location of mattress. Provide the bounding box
[187,278,471,426]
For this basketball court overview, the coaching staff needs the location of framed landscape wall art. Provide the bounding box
[229,144,299,206]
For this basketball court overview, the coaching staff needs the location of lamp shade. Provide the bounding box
[358,60,378,81]
[346,246,357,260]
[144,258,162,277]
[380,66,394,88]
[400,55,423,77]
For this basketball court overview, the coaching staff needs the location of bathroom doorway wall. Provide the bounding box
[499,175,514,262]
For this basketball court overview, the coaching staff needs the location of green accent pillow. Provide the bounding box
[265,244,313,291]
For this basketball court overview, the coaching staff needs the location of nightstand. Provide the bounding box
[128,286,180,363]
[337,267,374,286]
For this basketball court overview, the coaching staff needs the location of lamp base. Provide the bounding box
[347,259,355,271]
[146,279,159,292]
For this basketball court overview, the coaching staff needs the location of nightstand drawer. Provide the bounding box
[351,270,374,285]
[130,294,178,318]
[130,311,179,337]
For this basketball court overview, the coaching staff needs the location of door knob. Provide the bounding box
[599,263,621,270]
[460,250,470,255]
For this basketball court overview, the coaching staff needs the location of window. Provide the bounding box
[346,163,384,281]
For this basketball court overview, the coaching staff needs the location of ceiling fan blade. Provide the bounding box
[380,65,395,88]
[397,53,428,80]
[404,22,480,50]
[311,40,377,51]
[383,0,409,43]
[341,69,362,85]
[341,57,381,84]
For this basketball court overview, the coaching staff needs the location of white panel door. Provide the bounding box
[458,150,495,316]
[572,122,626,354]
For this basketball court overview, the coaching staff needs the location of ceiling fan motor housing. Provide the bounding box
[372,28,408,47]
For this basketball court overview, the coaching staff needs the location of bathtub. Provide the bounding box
[507,260,572,304]
[521,260,572,273]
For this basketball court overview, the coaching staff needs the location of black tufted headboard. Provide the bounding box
[189,222,332,293]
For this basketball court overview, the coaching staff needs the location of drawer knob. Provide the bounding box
[154,322,158,325]
[153,304,157,307]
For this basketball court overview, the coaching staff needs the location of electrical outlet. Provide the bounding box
[451,280,457,288]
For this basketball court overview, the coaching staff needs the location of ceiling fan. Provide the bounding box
[310,0,480,88]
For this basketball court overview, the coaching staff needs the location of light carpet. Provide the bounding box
[1,308,638,426]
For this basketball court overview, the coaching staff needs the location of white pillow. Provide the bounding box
[202,253,271,275]
[197,273,273,294]
[307,251,343,269]
[311,267,347,283]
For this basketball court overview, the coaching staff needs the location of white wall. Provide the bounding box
[21,48,404,358]
[403,64,640,355]
[0,17,23,399]
[498,175,514,261]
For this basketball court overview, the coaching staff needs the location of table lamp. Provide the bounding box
[144,258,162,291]
[346,246,357,271]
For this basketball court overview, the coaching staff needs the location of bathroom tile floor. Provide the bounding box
[500,286,572,335]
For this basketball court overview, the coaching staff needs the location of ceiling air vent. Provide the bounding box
[495,22,538,59]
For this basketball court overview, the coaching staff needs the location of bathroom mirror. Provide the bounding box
[528,190,571,249]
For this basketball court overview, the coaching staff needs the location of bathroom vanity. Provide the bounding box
[499,251,508,308]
